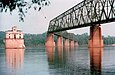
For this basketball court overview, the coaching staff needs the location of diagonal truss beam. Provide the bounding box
[48,0,115,33]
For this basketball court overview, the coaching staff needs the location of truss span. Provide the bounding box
[48,0,115,33]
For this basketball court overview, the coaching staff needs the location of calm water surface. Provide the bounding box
[0,46,115,75]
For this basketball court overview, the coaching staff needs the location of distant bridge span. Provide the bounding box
[48,0,115,33]
[45,0,115,47]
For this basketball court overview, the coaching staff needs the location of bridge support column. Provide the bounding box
[88,25,103,48]
[45,33,55,47]
[75,41,78,47]
[70,40,74,48]
[64,39,69,47]
[57,36,63,47]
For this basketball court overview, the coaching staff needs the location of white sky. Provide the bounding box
[0,0,115,36]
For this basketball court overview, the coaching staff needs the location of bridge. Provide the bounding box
[45,0,115,48]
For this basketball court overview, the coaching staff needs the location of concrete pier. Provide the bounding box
[57,36,63,47]
[64,39,70,47]
[75,41,78,47]
[88,25,103,48]
[45,33,55,47]
[70,40,74,48]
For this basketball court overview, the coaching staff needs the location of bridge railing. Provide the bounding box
[48,0,115,33]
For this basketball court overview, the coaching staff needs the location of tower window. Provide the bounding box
[9,34,10,38]
[19,34,21,38]
[14,34,16,39]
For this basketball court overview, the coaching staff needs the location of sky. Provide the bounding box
[0,0,115,36]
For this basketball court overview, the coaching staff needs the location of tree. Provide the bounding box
[0,0,50,21]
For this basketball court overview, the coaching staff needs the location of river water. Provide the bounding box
[0,46,115,75]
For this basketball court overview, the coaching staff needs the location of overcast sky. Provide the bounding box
[0,0,115,36]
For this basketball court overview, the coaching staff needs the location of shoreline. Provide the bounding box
[1,44,115,50]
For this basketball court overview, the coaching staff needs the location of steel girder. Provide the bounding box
[48,0,115,33]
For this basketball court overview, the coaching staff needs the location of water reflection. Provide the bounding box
[46,47,55,65]
[0,46,115,75]
[46,46,104,75]
[89,48,103,75]
[5,49,24,70]
[57,46,63,64]
[46,46,90,75]
[46,46,64,69]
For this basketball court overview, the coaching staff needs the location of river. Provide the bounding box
[0,46,115,75]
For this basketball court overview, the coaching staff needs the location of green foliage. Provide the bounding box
[0,0,50,21]
[103,36,115,45]
[1,31,115,48]
[24,32,47,47]
[75,33,89,45]
[0,31,5,47]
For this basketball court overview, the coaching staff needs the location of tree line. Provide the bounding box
[0,31,115,48]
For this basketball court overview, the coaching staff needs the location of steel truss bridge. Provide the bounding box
[47,0,115,33]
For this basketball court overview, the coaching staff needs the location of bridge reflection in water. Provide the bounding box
[46,46,102,75]
[89,48,103,75]
[5,49,24,70]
